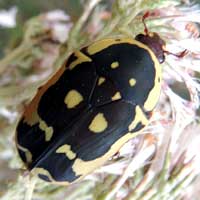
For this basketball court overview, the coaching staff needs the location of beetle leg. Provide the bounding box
[163,49,188,59]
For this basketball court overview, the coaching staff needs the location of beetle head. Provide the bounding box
[135,32,166,64]
[135,11,187,63]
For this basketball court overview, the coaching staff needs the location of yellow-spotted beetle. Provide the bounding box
[15,12,186,184]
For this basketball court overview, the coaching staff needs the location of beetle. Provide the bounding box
[15,12,184,184]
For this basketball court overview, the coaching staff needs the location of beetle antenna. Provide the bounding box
[142,11,150,35]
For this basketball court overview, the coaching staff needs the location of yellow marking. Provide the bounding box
[56,144,76,160]
[87,38,152,55]
[24,115,53,142]
[128,106,149,131]
[72,130,143,177]
[98,77,105,86]
[33,168,55,181]
[129,78,136,87]
[143,48,162,112]
[17,144,32,164]
[144,71,161,111]
[111,61,119,69]
[64,90,83,109]
[68,51,92,70]
[111,92,121,101]
[39,119,54,142]
[89,113,108,133]
[33,167,71,185]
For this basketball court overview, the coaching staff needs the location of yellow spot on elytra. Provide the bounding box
[111,61,119,69]
[33,168,54,181]
[128,106,149,131]
[89,113,108,133]
[33,167,71,185]
[17,144,32,163]
[143,48,161,111]
[144,72,161,111]
[39,119,53,142]
[129,78,136,87]
[68,51,92,70]
[98,77,105,86]
[56,144,76,160]
[87,38,146,55]
[64,90,83,109]
[111,92,121,101]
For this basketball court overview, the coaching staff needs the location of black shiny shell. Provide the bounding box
[16,38,161,184]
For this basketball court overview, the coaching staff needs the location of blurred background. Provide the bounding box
[0,0,84,58]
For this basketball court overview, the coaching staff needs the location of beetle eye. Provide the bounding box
[135,34,145,41]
